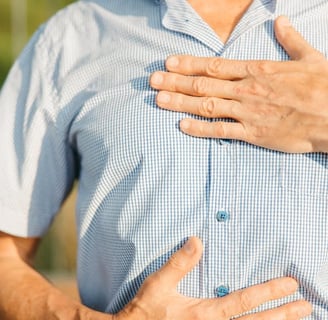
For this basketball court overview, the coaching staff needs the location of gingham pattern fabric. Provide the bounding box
[1,0,328,318]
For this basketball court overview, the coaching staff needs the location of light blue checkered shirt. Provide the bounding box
[1,0,328,318]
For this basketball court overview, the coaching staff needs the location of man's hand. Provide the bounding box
[0,232,311,319]
[116,237,311,320]
[150,16,328,153]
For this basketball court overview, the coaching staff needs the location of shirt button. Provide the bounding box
[215,285,230,297]
[216,210,230,222]
[220,139,232,145]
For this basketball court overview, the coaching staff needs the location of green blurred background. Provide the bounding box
[0,0,78,295]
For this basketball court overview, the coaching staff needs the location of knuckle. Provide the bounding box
[167,254,186,271]
[175,94,184,111]
[247,61,271,76]
[252,126,268,138]
[197,124,205,136]
[206,58,222,76]
[192,77,209,95]
[200,98,217,117]
[214,123,225,137]
[266,280,281,298]
[247,82,265,96]
[233,83,247,97]
[198,122,209,136]
[235,80,269,98]
[217,306,230,320]
[239,291,255,312]
[230,102,240,118]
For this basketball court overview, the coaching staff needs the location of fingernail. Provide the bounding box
[279,16,291,27]
[166,56,179,69]
[183,238,195,255]
[180,119,191,130]
[151,73,164,85]
[157,92,171,103]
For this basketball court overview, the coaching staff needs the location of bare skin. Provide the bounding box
[188,0,253,43]
[150,16,328,153]
[0,232,312,319]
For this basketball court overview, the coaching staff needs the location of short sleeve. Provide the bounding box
[0,27,77,237]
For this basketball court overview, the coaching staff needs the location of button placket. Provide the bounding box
[207,140,235,298]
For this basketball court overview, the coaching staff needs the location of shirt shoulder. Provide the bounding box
[11,0,120,123]
[35,1,108,63]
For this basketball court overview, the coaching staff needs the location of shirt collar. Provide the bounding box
[159,0,277,52]
[154,0,277,7]
[155,0,278,16]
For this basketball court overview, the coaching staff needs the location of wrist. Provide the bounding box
[113,298,150,320]
[45,289,87,320]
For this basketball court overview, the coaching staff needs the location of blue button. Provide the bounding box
[216,210,230,222]
[219,139,232,145]
[216,285,230,297]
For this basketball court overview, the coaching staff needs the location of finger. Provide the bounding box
[156,91,242,119]
[150,72,236,99]
[180,118,246,140]
[274,16,324,61]
[165,55,251,80]
[214,277,300,318]
[164,55,303,80]
[240,300,312,320]
[148,237,203,289]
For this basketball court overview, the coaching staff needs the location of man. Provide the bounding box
[0,0,321,318]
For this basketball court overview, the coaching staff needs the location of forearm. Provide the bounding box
[0,257,109,320]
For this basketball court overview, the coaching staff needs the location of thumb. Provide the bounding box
[154,237,203,289]
[274,16,323,61]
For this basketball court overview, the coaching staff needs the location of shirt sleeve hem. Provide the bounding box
[0,203,48,238]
